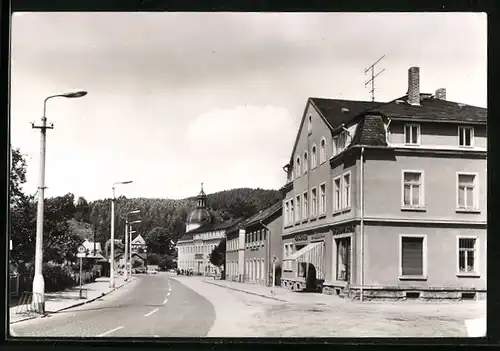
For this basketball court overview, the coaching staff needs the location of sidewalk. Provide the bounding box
[9,276,134,324]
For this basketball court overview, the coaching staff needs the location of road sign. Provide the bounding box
[77,245,86,253]
[77,252,86,258]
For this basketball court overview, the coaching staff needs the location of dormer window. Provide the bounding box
[307,115,312,134]
[404,123,420,145]
[295,156,301,178]
[458,126,474,147]
[303,151,308,174]
[333,131,348,156]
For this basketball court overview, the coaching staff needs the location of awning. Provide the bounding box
[284,241,323,262]
[283,241,325,280]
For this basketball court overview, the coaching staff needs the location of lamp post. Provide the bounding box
[31,91,87,314]
[124,211,140,281]
[110,181,133,288]
[129,220,141,277]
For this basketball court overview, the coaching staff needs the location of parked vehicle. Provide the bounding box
[147,268,157,274]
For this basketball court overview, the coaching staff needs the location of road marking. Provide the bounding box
[167,292,171,296]
[97,326,124,337]
[163,298,168,304]
[153,335,159,337]
[144,308,159,317]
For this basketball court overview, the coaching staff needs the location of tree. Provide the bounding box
[144,226,175,255]
[75,196,90,223]
[10,148,28,207]
[147,253,161,265]
[209,238,226,267]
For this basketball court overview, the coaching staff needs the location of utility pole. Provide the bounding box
[364,54,386,102]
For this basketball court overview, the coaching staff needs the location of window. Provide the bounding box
[303,151,308,174]
[400,236,426,278]
[320,138,327,163]
[343,172,351,209]
[336,237,351,282]
[458,237,478,274]
[284,244,293,271]
[290,199,295,224]
[404,124,420,145]
[319,183,326,215]
[458,126,474,147]
[333,176,341,212]
[296,195,301,222]
[311,188,317,217]
[402,171,424,208]
[333,131,348,155]
[307,114,312,133]
[285,201,290,225]
[295,157,301,178]
[457,173,477,210]
[302,192,308,219]
[311,145,317,168]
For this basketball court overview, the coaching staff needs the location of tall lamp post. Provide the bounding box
[110,181,133,288]
[129,220,141,277]
[124,210,140,281]
[31,91,87,314]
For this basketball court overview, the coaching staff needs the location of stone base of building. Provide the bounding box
[322,284,486,301]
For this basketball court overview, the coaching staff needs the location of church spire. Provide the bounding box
[197,182,207,208]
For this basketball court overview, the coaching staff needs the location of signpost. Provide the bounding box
[77,245,86,298]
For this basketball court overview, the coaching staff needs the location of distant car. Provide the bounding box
[147,268,157,274]
[135,267,147,274]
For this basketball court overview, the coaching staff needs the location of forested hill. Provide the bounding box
[80,187,283,245]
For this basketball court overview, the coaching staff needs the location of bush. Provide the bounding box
[42,262,75,292]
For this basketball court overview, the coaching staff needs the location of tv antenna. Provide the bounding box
[364,54,386,102]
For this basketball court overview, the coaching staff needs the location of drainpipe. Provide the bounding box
[260,220,271,287]
[360,146,365,302]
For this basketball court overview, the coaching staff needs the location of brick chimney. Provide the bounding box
[408,66,420,106]
[435,88,446,100]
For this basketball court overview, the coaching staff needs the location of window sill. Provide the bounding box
[458,145,474,149]
[318,214,326,219]
[295,221,302,225]
[310,217,317,222]
[399,275,427,281]
[401,206,427,212]
[301,219,309,224]
[456,272,480,278]
[456,208,481,214]
[404,143,420,147]
[284,224,294,229]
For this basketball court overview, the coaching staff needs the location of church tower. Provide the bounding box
[186,183,211,232]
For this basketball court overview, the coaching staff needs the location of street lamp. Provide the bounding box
[124,210,140,281]
[128,220,141,278]
[31,90,87,314]
[110,181,133,288]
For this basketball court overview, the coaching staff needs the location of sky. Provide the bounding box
[10,12,487,201]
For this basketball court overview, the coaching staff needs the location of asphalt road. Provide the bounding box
[10,273,216,338]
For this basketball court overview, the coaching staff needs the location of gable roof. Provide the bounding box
[132,252,146,261]
[287,94,487,165]
[186,217,245,235]
[227,201,282,235]
[131,234,145,245]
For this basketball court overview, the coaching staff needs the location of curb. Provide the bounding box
[10,278,136,325]
[203,280,288,302]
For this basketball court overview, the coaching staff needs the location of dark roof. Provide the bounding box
[310,94,486,131]
[186,217,245,235]
[178,233,193,242]
[350,112,388,147]
[132,252,146,261]
[227,201,282,234]
[287,94,486,165]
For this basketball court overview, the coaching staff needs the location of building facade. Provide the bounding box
[226,201,283,286]
[176,184,244,274]
[131,234,147,254]
[280,66,487,300]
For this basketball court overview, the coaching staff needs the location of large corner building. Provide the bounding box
[280,66,487,300]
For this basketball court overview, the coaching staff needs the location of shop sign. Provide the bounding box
[310,233,326,241]
[332,223,356,235]
[294,234,308,242]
